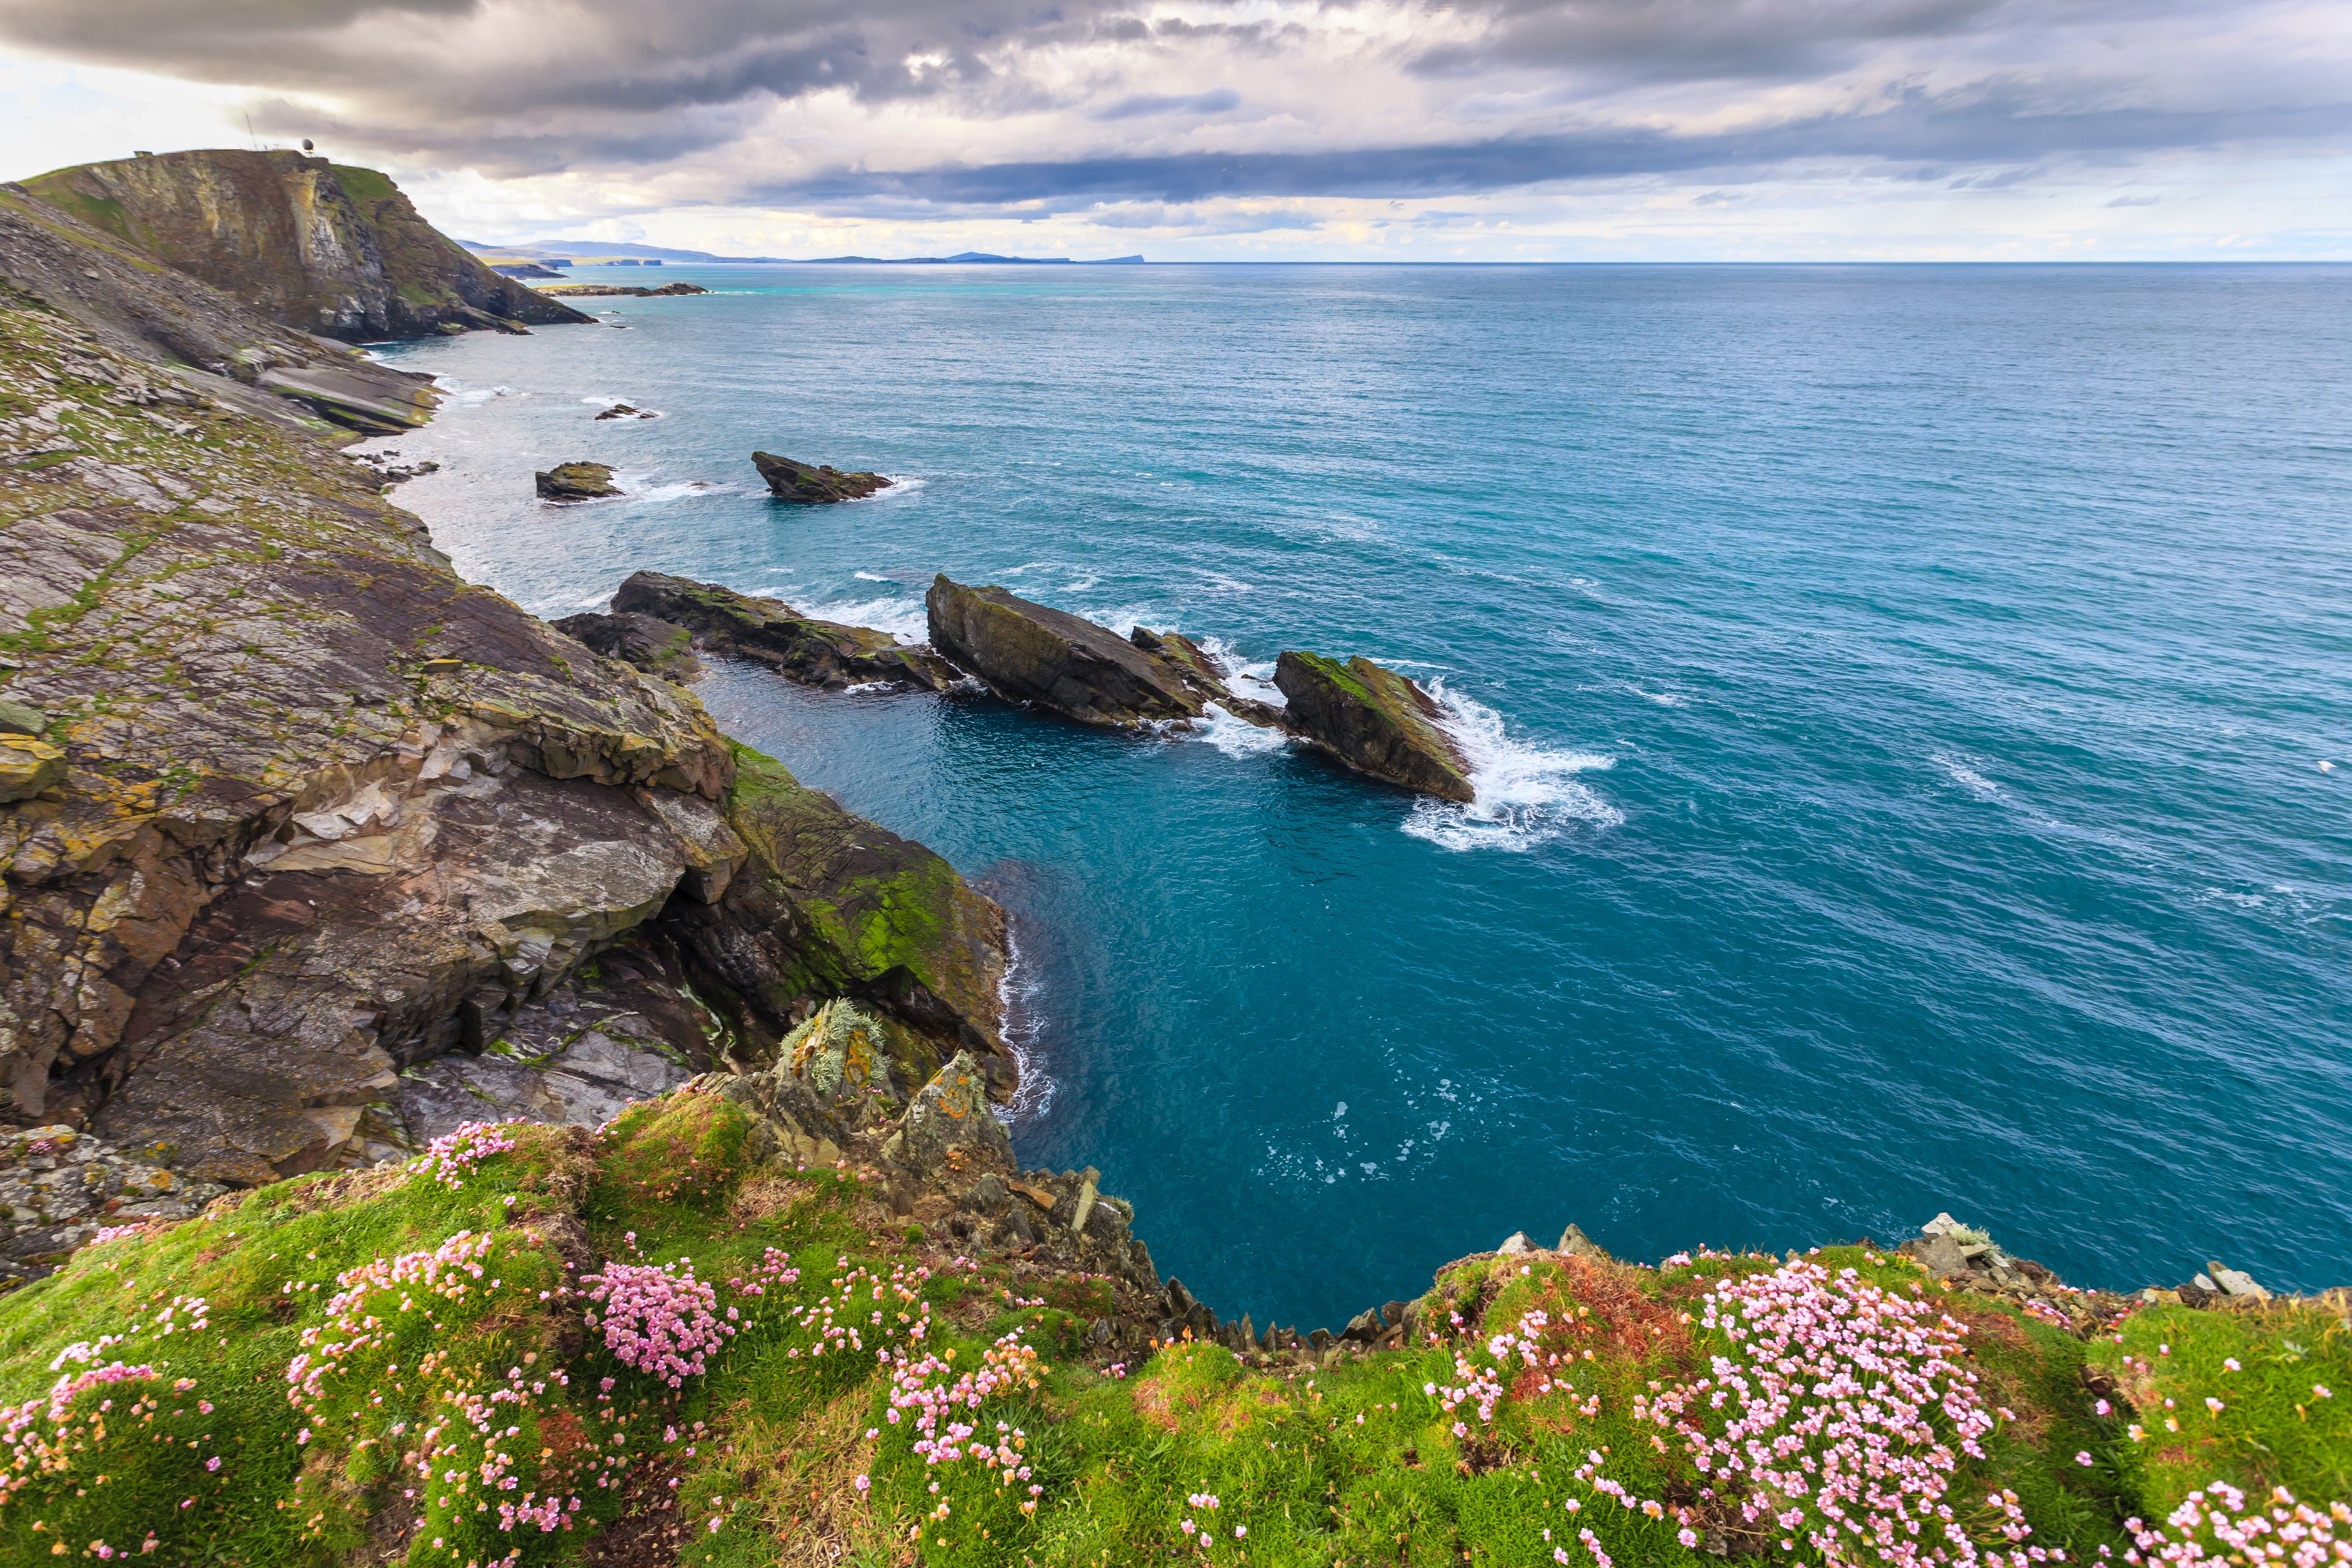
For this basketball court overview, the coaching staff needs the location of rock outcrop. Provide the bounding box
[659,745,1012,1091]
[537,461,619,501]
[551,609,701,680]
[0,1123,227,1287]
[1275,651,1474,802]
[752,452,892,503]
[595,403,656,421]
[0,241,1010,1186]
[18,150,593,341]
[611,571,956,691]
[1129,625,1285,728]
[926,576,1202,727]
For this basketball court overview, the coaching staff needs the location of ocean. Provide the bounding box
[361,262,2352,1330]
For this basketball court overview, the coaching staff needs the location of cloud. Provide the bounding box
[1,0,2345,235]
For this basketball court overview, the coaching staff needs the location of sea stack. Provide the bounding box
[535,461,620,501]
[752,451,892,503]
[1274,651,1475,802]
[925,575,1203,727]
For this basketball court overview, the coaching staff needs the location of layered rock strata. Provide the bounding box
[925,576,1204,727]
[609,571,956,691]
[752,451,892,503]
[1275,650,1475,802]
[19,150,592,340]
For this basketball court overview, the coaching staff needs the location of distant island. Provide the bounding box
[463,238,1146,266]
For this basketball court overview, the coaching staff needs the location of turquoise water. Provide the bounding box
[367,263,2352,1329]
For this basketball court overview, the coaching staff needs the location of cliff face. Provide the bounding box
[0,209,1009,1191]
[18,149,592,341]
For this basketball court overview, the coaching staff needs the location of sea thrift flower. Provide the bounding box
[584,1261,734,1387]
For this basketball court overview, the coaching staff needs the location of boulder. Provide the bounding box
[611,570,954,692]
[0,698,46,736]
[887,1052,1013,1177]
[553,609,701,680]
[536,461,619,502]
[926,575,1201,727]
[1273,651,1474,802]
[752,451,891,503]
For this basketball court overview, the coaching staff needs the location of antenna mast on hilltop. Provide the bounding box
[246,114,258,151]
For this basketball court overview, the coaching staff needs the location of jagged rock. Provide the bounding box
[1556,1223,1611,1261]
[594,403,657,420]
[926,576,1202,727]
[611,571,955,691]
[553,609,701,680]
[658,745,1011,1085]
[1129,627,1284,728]
[780,1000,901,1131]
[20,149,592,341]
[1273,651,1474,802]
[752,452,891,503]
[0,735,65,803]
[1498,1231,1532,1255]
[886,1052,1012,1177]
[537,461,619,502]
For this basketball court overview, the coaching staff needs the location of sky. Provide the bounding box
[0,0,2346,260]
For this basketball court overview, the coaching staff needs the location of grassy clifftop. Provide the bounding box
[2,1082,2340,1567]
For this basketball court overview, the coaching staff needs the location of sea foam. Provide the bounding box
[1404,680,1622,852]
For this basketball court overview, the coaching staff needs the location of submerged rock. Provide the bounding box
[927,576,1202,727]
[1274,651,1474,802]
[536,461,619,502]
[752,451,891,503]
[552,608,701,680]
[611,570,955,691]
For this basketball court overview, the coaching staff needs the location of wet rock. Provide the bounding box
[752,451,891,503]
[611,571,955,691]
[1274,651,1473,802]
[885,1052,1012,1178]
[537,461,619,502]
[926,575,1202,728]
[595,403,657,420]
[552,609,701,681]
[1129,627,1283,727]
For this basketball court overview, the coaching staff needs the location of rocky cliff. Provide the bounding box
[0,208,1010,1197]
[18,150,592,341]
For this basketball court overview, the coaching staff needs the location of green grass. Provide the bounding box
[1,1097,2341,1567]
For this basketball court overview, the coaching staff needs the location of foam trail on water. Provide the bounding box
[1194,703,1289,757]
[1404,679,1622,852]
[999,924,1054,1123]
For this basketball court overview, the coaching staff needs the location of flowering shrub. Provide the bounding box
[584,1261,734,1388]
[0,1362,228,1558]
[417,1120,522,1189]
[2123,1483,2349,1568]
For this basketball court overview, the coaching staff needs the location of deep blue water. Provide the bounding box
[364,263,2352,1330]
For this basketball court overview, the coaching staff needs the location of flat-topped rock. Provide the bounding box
[927,576,1202,727]
[536,460,619,501]
[752,451,891,503]
[612,570,956,691]
[1275,651,1474,802]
